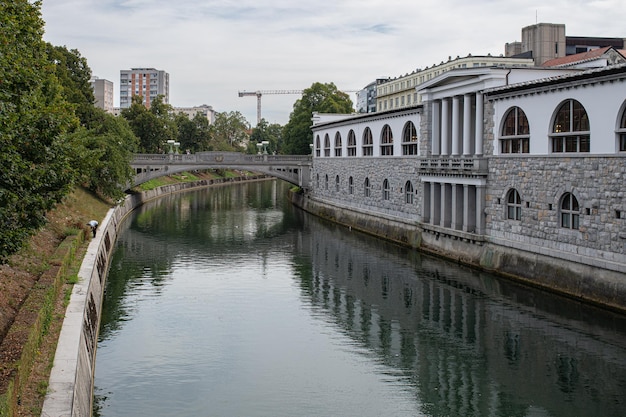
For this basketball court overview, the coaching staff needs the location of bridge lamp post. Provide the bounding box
[166,140,175,154]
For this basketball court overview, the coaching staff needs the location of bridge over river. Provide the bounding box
[130,152,312,189]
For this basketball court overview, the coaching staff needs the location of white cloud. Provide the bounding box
[41,0,626,125]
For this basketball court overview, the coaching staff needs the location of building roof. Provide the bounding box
[485,62,626,97]
[542,46,626,67]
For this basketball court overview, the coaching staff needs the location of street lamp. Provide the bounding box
[166,139,175,154]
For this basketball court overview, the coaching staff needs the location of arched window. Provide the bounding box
[500,107,529,154]
[334,132,342,157]
[324,134,331,157]
[315,135,321,157]
[381,125,393,156]
[506,189,522,220]
[560,192,580,229]
[405,181,414,204]
[551,100,590,153]
[348,176,354,194]
[382,179,390,200]
[618,106,626,152]
[324,174,328,190]
[362,128,373,156]
[335,175,340,192]
[347,130,357,156]
[364,177,371,197]
[402,122,418,155]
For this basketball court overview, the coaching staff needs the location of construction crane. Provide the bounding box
[238,90,301,126]
[238,89,358,125]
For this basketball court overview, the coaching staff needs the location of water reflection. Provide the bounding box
[296,217,626,416]
[96,180,626,417]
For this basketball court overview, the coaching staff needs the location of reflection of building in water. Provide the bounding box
[295,220,626,416]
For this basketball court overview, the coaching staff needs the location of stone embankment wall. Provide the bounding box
[41,176,267,417]
[290,190,626,314]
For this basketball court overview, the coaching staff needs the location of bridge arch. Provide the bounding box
[130,152,312,190]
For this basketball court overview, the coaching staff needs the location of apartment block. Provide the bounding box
[120,68,169,108]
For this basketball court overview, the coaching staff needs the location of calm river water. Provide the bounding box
[94,179,626,417]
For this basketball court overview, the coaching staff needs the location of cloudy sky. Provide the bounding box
[41,0,625,126]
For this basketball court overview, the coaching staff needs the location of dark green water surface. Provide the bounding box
[94,180,626,417]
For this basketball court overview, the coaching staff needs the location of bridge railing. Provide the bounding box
[132,152,312,165]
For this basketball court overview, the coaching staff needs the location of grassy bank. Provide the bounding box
[0,187,112,416]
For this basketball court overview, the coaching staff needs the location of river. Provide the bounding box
[94,179,626,417]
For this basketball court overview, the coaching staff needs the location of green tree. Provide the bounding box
[211,111,250,151]
[247,119,283,154]
[174,112,212,153]
[282,82,353,155]
[44,44,138,199]
[121,95,176,152]
[45,43,96,125]
[0,0,79,259]
[71,109,138,200]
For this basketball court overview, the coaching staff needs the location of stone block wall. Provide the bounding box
[486,155,626,270]
[312,157,423,223]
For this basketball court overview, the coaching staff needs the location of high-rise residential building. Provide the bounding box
[90,77,114,112]
[120,68,169,108]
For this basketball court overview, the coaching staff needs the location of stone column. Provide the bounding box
[451,184,463,231]
[475,185,485,235]
[431,101,440,156]
[463,93,472,156]
[475,92,483,156]
[441,182,452,228]
[451,184,459,230]
[452,96,461,156]
[463,184,470,232]
[430,182,439,226]
[441,98,449,156]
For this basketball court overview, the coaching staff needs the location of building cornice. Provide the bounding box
[485,64,626,100]
[311,106,421,130]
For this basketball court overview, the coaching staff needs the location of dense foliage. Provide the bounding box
[281,82,353,155]
[121,95,177,153]
[0,0,78,259]
[210,111,250,151]
[247,119,283,154]
[0,0,138,260]
[174,112,212,153]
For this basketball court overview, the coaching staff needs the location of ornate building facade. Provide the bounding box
[306,63,626,311]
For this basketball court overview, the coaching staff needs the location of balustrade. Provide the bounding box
[418,156,488,174]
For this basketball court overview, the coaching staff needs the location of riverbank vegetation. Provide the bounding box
[1,3,353,413]
[1,2,353,261]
